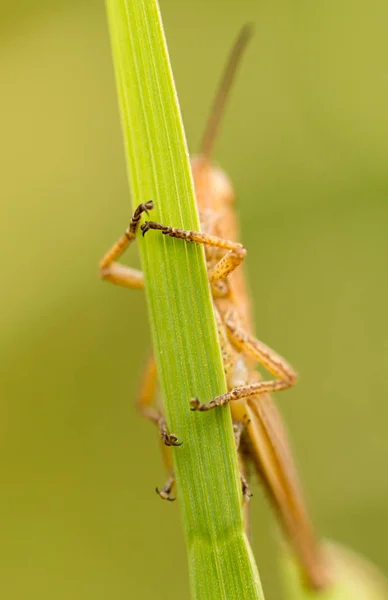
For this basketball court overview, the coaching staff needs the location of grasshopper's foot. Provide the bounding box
[155,487,175,502]
[190,398,200,411]
[134,200,154,219]
[161,431,183,447]
[190,397,218,412]
[156,474,175,502]
[158,417,182,447]
[141,221,170,236]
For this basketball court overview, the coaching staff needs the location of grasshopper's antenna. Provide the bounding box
[199,23,254,162]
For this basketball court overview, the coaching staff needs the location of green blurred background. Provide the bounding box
[1,1,388,598]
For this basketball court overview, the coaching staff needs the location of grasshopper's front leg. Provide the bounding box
[99,203,182,447]
[141,220,247,282]
[99,201,154,288]
[191,310,298,411]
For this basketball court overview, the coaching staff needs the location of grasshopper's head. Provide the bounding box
[191,155,235,211]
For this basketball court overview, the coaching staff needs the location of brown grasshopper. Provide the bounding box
[100,25,329,590]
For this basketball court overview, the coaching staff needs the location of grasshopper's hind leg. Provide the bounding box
[138,354,182,447]
[99,201,154,288]
[141,220,247,282]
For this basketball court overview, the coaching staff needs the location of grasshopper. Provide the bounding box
[100,25,328,590]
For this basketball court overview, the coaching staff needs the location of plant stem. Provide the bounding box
[105,1,264,597]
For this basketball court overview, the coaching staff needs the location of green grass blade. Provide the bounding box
[105,1,264,598]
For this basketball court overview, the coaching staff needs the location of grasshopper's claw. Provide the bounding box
[190,397,215,411]
[141,221,171,237]
[155,487,175,502]
[190,398,201,411]
[140,200,154,215]
[141,221,151,236]
[134,201,154,226]
[161,431,183,447]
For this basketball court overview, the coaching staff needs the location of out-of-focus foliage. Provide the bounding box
[1,1,387,599]
[282,541,388,599]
